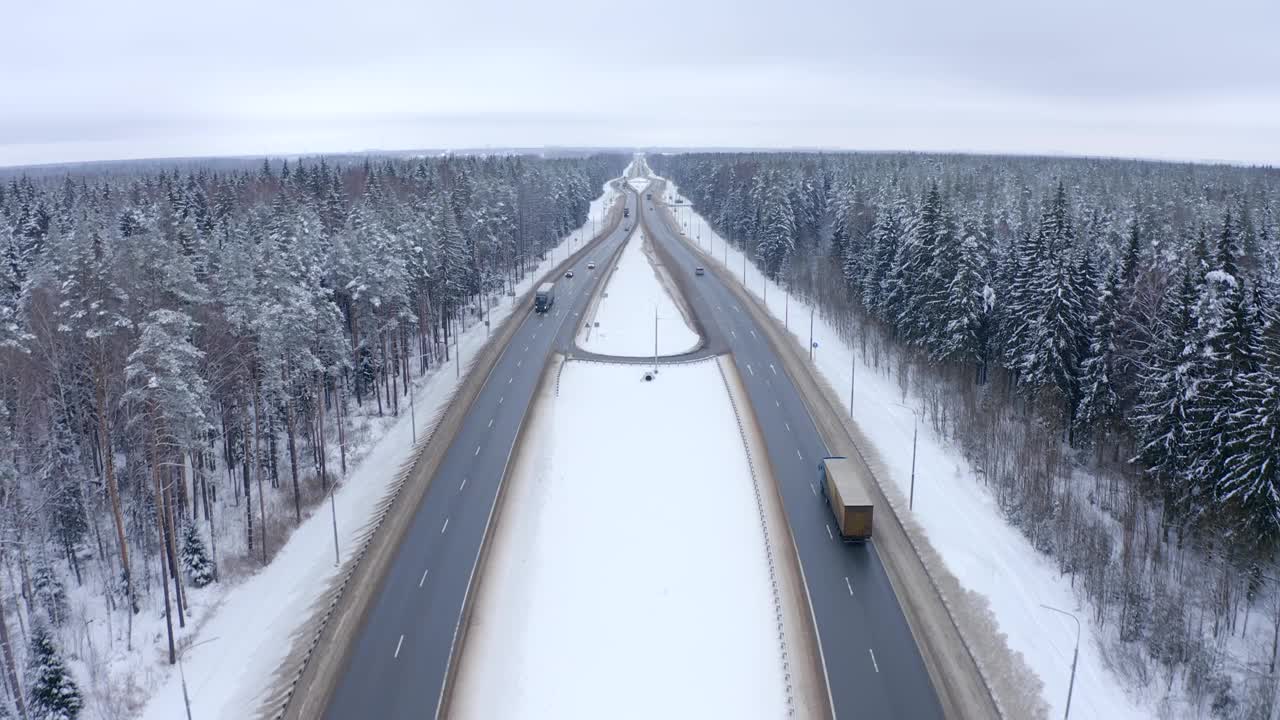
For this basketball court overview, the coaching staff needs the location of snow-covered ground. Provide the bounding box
[627,176,651,194]
[578,228,699,357]
[128,179,624,720]
[656,177,1153,719]
[451,359,787,719]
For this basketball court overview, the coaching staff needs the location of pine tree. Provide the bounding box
[757,185,796,280]
[30,566,67,628]
[180,521,216,588]
[929,213,989,370]
[894,184,947,344]
[26,624,81,720]
[1074,267,1122,447]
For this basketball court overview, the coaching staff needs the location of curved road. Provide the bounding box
[322,163,945,719]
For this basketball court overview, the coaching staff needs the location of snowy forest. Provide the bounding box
[651,152,1280,717]
[0,151,626,718]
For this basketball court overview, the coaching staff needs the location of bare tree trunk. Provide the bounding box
[286,389,301,524]
[150,416,176,665]
[96,365,134,618]
[0,571,26,720]
[241,402,253,554]
[317,377,328,493]
[164,462,186,627]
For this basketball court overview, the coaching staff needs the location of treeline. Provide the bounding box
[0,151,625,718]
[651,151,1280,715]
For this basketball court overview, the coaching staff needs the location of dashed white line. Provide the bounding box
[845,577,854,595]
[730,330,737,338]
[487,419,494,428]
[827,524,834,540]
[750,329,757,338]
[441,517,450,534]
[459,477,468,492]
[776,400,780,407]
[498,396,504,405]
[810,483,818,496]
[474,445,481,456]
[517,360,522,368]
[785,422,791,432]
[394,634,404,658]
[746,364,754,376]
[796,449,803,461]
[508,377,513,385]
[524,345,529,352]
[869,648,880,673]
[770,364,777,375]
[419,569,429,587]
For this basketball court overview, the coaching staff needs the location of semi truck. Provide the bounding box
[819,456,873,542]
[534,282,555,313]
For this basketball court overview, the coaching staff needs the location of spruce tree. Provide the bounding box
[26,624,81,720]
[180,521,216,588]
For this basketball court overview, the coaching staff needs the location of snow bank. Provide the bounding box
[451,360,787,719]
[578,228,699,356]
[658,177,1152,720]
[133,178,623,720]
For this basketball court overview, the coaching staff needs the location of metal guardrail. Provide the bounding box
[715,360,796,717]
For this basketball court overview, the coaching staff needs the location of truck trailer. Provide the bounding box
[819,456,873,542]
[534,282,555,313]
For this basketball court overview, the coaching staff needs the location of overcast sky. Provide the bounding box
[3,0,1278,167]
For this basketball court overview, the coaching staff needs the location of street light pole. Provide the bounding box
[892,403,920,509]
[1039,604,1080,720]
[178,636,219,720]
[653,305,659,375]
[809,306,816,361]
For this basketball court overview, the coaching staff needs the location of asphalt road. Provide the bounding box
[323,167,944,719]
[322,187,640,720]
[637,176,945,719]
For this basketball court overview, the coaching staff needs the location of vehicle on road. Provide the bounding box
[695,266,705,276]
[587,262,596,270]
[624,207,631,218]
[564,270,574,278]
[534,282,555,313]
[819,456,873,542]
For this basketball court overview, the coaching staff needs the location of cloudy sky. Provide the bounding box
[3,0,1278,167]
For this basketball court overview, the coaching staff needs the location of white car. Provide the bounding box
[565,270,574,278]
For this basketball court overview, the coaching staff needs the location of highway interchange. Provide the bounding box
[321,165,946,719]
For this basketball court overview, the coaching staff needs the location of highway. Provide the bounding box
[322,164,945,719]
[634,167,945,719]
[321,184,641,719]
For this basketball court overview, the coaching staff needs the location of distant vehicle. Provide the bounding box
[819,456,873,542]
[587,262,596,270]
[695,266,706,276]
[534,283,555,313]
[624,207,631,218]
[564,269,574,278]
[646,193,652,200]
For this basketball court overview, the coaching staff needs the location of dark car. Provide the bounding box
[565,270,574,278]
[695,266,706,276]
[587,262,596,270]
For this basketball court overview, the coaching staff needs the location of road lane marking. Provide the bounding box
[517,360,522,368]
[488,419,494,428]
[750,329,757,338]
[394,634,404,658]
[776,400,780,407]
[419,569,429,588]
[732,305,740,312]
[869,648,880,673]
[845,577,854,595]
[498,396,504,405]
[730,330,736,338]
[524,345,528,352]
[746,364,754,376]
[474,445,481,456]
[770,363,777,375]
[810,483,817,496]
[796,449,803,461]
[441,517,450,534]
[827,524,834,540]
[785,422,791,432]
[459,477,468,492]
[508,377,513,384]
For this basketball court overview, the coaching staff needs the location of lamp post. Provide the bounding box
[179,636,219,720]
[891,403,919,509]
[809,306,816,361]
[1039,604,1080,720]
